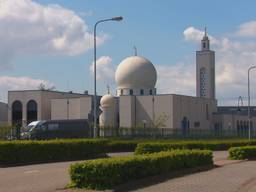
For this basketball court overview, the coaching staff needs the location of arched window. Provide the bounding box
[12,100,22,126]
[140,89,144,95]
[129,89,133,95]
[27,100,38,124]
[149,89,153,95]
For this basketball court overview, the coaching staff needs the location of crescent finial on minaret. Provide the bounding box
[133,46,137,56]
[107,85,110,94]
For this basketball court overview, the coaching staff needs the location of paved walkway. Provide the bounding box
[0,151,255,192]
[135,161,256,192]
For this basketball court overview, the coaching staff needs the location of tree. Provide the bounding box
[153,113,169,128]
[38,83,55,91]
[0,125,12,140]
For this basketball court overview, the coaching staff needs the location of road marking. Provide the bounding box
[24,170,39,174]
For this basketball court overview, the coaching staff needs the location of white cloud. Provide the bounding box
[0,76,52,90]
[0,76,54,101]
[90,56,115,82]
[236,21,256,37]
[183,26,218,44]
[156,62,196,96]
[0,0,106,69]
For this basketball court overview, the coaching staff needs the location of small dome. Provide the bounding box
[100,94,115,107]
[115,56,157,89]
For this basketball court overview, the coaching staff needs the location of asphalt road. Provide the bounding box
[0,151,250,192]
[0,152,133,192]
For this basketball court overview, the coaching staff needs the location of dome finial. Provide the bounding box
[204,27,207,37]
[107,85,110,94]
[133,46,137,56]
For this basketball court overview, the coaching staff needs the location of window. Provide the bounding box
[48,123,59,131]
[200,68,206,97]
[194,121,200,127]
[149,89,153,95]
[130,89,133,95]
[12,100,22,126]
[203,42,206,48]
[206,104,209,120]
[120,89,123,95]
[140,89,144,95]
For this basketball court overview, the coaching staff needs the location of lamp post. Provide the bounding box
[248,66,256,140]
[93,16,123,138]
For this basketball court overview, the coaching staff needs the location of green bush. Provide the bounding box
[229,146,256,160]
[105,139,145,152]
[0,139,108,165]
[0,125,12,140]
[134,140,256,155]
[69,149,213,190]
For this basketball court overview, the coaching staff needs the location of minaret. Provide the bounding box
[196,28,215,99]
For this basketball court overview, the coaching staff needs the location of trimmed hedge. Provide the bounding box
[69,149,213,190]
[105,140,139,152]
[0,139,107,165]
[1,138,256,165]
[229,146,256,160]
[134,140,256,155]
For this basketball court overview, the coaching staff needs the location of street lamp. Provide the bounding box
[248,66,256,140]
[93,16,123,138]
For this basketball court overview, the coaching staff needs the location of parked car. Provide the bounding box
[21,119,92,140]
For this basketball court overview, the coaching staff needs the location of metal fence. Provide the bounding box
[100,127,256,139]
[1,125,256,140]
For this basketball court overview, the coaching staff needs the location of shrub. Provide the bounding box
[105,139,144,152]
[69,149,213,190]
[0,125,12,140]
[134,140,256,155]
[229,146,256,160]
[0,139,108,165]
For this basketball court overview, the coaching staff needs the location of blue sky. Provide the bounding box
[1,0,256,105]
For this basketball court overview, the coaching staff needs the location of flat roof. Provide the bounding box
[120,93,216,101]
[8,89,91,96]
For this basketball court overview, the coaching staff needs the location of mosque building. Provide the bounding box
[0,102,7,125]
[99,31,217,134]
[99,30,256,135]
[2,31,256,136]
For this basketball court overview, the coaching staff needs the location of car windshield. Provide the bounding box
[23,125,35,132]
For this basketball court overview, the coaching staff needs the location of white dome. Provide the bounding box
[115,56,157,89]
[100,94,115,107]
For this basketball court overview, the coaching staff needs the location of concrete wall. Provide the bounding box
[8,90,42,126]
[0,102,8,125]
[51,96,92,120]
[213,114,256,131]
[172,94,217,130]
[8,90,87,126]
[119,96,135,128]
[134,95,172,128]
[119,94,217,130]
